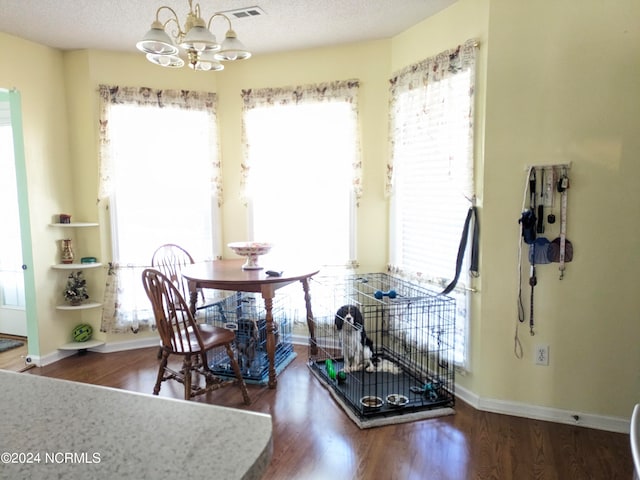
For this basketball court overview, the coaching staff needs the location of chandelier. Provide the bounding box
[136,0,251,72]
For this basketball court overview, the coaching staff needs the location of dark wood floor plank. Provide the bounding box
[25,345,633,480]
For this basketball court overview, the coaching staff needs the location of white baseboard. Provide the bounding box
[455,383,630,434]
[34,348,93,367]
[33,336,160,367]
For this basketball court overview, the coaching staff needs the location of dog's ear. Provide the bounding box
[353,306,364,327]
[335,306,345,330]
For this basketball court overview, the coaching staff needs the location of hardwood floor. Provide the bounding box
[27,345,632,480]
[0,334,30,372]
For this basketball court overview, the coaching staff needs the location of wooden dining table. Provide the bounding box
[182,259,320,388]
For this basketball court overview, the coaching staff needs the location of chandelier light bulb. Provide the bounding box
[159,56,171,66]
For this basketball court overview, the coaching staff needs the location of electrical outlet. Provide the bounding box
[535,344,549,366]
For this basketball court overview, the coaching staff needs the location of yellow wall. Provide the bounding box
[215,41,391,271]
[1,0,639,422]
[0,33,76,355]
[479,0,639,419]
[391,0,640,421]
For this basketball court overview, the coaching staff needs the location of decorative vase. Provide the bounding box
[69,298,82,306]
[61,239,74,264]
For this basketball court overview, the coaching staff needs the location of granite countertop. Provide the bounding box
[0,370,272,480]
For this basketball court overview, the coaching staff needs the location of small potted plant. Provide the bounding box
[64,271,89,306]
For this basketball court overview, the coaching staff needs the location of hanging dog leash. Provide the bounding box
[516,164,573,356]
[557,170,569,279]
[529,265,536,335]
[515,167,536,357]
[440,204,479,295]
[546,167,573,276]
[527,168,538,335]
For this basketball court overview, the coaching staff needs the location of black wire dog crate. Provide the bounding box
[308,273,456,420]
[204,291,294,384]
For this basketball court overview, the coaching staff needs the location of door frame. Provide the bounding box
[1,88,39,360]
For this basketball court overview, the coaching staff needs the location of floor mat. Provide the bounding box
[0,338,25,353]
[309,364,454,429]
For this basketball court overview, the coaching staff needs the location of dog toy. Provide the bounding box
[374,289,397,300]
[337,370,347,384]
[325,359,336,380]
[410,381,440,401]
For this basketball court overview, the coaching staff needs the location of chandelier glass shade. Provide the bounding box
[136,0,251,71]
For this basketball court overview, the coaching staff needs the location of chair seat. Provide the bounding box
[197,324,237,350]
[168,325,236,355]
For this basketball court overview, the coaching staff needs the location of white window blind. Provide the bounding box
[388,41,477,367]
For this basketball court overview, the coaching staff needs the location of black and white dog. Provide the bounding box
[335,305,375,373]
[334,305,401,374]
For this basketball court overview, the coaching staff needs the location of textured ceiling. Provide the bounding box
[0,0,457,56]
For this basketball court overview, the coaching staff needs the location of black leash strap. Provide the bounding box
[441,206,479,295]
[528,169,537,335]
[529,265,537,335]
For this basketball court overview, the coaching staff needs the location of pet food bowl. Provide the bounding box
[386,394,409,408]
[228,242,272,270]
[360,395,384,411]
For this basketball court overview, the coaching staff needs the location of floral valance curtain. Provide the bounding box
[97,85,220,334]
[240,79,362,204]
[386,39,477,196]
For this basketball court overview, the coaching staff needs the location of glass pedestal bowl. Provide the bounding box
[228,242,272,270]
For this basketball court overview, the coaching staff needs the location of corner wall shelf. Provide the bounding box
[49,222,99,227]
[50,218,103,352]
[58,339,105,351]
[56,302,102,311]
[52,262,103,270]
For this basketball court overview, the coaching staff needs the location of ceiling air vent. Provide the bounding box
[222,6,265,20]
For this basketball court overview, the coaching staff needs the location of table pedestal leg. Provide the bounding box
[263,296,277,389]
[301,278,317,356]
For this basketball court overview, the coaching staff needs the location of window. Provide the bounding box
[388,41,478,368]
[98,86,222,333]
[241,80,361,268]
[107,105,219,262]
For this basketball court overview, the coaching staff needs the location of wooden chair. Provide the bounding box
[151,243,199,307]
[141,268,250,404]
[151,243,225,313]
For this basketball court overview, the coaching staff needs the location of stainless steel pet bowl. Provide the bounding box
[386,394,409,408]
[360,395,384,411]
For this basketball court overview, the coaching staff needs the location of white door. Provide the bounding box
[0,95,27,336]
